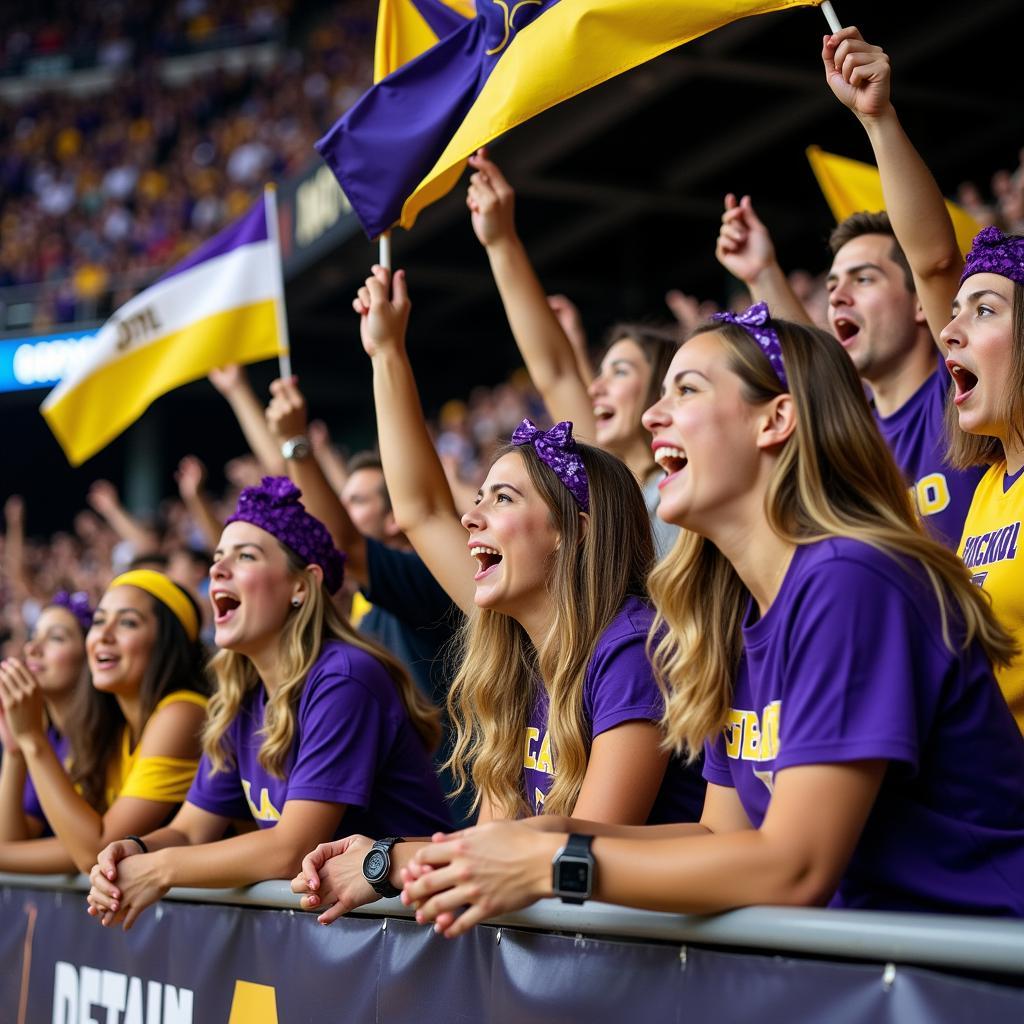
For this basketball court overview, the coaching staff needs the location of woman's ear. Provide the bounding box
[577,510,590,540]
[293,565,324,606]
[756,393,796,451]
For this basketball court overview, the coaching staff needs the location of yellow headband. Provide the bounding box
[107,570,200,643]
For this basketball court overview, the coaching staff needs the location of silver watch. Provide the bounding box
[281,435,311,461]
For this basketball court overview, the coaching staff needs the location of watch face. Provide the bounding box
[556,857,590,894]
[364,849,388,882]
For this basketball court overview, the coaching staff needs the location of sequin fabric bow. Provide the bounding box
[226,476,346,594]
[50,590,94,633]
[960,226,1024,287]
[711,301,788,390]
[510,419,590,512]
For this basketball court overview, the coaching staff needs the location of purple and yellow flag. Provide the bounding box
[374,0,475,81]
[318,0,824,239]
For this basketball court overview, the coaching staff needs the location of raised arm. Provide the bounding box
[823,27,962,343]
[174,456,223,552]
[87,480,159,555]
[3,496,28,601]
[715,194,814,326]
[354,266,476,613]
[265,377,370,588]
[208,364,288,476]
[467,149,596,436]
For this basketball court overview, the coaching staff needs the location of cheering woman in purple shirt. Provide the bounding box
[290,266,704,925]
[85,479,450,930]
[401,304,1024,933]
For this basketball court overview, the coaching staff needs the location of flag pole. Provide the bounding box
[264,184,293,379]
[820,1,842,33]
[379,230,392,271]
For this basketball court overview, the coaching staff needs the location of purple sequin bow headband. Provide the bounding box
[961,226,1024,287]
[711,301,788,390]
[511,419,590,512]
[50,590,94,633]
[226,477,346,595]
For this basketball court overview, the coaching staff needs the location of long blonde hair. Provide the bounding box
[650,317,1018,760]
[203,549,440,778]
[445,441,653,819]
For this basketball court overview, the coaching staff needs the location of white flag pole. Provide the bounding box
[820,1,843,33]
[264,184,293,379]
[378,230,392,271]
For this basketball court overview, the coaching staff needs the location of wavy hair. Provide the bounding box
[445,441,653,818]
[69,585,209,811]
[203,546,440,779]
[945,275,1024,468]
[649,316,1018,760]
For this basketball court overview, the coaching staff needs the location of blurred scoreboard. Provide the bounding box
[0,327,99,393]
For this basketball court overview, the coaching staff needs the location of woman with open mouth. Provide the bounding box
[0,572,208,875]
[286,265,705,926]
[84,478,451,930]
[399,305,1024,932]
[823,26,1024,729]
[0,592,91,863]
[464,148,681,559]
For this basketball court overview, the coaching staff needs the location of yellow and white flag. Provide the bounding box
[42,191,287,466]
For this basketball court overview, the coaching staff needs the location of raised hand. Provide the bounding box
[266,377,309,444]
[466,148,517,249]
[715,194,778,286]
[0,659,46,743]
[175,456,207,503]
[207,364,245,396]
[86,479,121,517]
[4,495,24,527]
[823,28,892,121]
[353,266,411,359]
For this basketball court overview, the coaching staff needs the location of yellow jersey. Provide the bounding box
[958,462,1024,731]
[104,690,208,809]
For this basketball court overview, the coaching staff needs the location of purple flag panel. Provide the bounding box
[315,0,561,239]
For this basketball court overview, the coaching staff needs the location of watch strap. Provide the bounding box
[552,833,595,905]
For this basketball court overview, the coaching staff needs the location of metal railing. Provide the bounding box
[4,872,1022,977]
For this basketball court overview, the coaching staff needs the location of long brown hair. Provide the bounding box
[945,276,1024,468]
[649,317,1017,759]
[68,585,209,811]
[203,546,439,779]
[445,441,653,818]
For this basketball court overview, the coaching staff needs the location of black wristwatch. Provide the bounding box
[362,837,404,898]
[551,834,595,904]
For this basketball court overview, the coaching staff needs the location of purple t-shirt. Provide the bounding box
[703,537,1024,916]
[22,726,70,836]
[524,595,706,824]
[187,640,452,838]
[874,357,984,549]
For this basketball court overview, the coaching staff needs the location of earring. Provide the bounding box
[291,598,302,608]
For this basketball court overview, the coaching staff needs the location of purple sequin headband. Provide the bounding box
[49,590,94,633]
[510,419,590,512]
[961,226,1024,287]
[711,301,788,390]
[226,477,346,595]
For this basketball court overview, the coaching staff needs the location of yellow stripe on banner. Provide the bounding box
[43,300,283,466]
[806,146,982,256]
[228,981,279,1024]
[400,0,820,229]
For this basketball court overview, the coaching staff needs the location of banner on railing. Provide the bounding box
[2,884,1022,1024]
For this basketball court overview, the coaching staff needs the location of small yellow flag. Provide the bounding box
[806,146,981,255]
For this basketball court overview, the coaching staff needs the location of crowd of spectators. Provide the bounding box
[0,0,374,327]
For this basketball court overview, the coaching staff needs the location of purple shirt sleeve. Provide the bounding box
[285,665,395,809]
[186,749,249,820]
[584,623,663,737]
[772,557,926,773]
